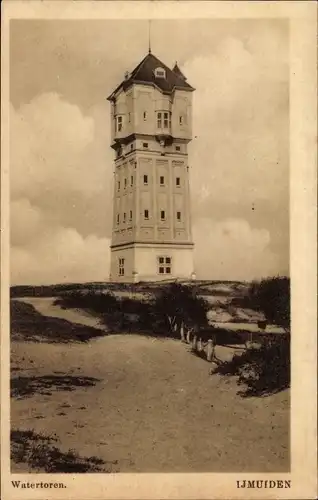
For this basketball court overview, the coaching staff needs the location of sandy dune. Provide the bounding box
[11,298,290,473]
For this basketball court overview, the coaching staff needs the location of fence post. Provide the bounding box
[207,339,213,362]
[180,322,185,342]
[192,335,197,351]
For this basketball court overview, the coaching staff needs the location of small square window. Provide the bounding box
[176,146,181,151]
[176,177,181,187]
[130,144,134,151]
[158,256,172,275]
[160,176,165,185]
[177,211,181,221]
[143,142,148,148]
[160,210,165,220]
[143,175,148,185]
[144,209,149,219]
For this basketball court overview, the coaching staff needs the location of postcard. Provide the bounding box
[1,1,317,499]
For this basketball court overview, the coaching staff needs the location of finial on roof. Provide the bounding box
[148,20,152,54]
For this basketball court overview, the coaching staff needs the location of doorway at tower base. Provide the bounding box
[109,243,195,283]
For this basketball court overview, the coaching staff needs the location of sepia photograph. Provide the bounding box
[1,2,317,500]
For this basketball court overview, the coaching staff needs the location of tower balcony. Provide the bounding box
[155,129,173,147]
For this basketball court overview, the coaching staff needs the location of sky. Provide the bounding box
[9,18,289,285]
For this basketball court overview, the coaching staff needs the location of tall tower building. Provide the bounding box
[107,52,195,282]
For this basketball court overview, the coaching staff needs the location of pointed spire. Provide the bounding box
[172,61,187,81]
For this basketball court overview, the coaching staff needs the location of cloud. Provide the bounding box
[184,36,289,214]
[10,93,112,285]
[10,93,111,201]
[11,209,111,285]
[193,218,279,281]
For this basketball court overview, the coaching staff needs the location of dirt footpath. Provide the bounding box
[11,299,290,473]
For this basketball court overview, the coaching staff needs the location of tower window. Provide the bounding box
[118,258,125,276]
[177,211,181,221]
[157,112,162,128]
[158,256,171,275]
[176,177,181,187]
[131,175,134,186]
[117,214,120,224]
[143,142,148,148]
[130,144,134,151]
[116,116,123,132]
[123,212,126,223]
[175,146,181,152]
[129,210,132,221]
[179,116,184,126]
[124,178,127,188]
[117,180,120,191]
[128,112,131,123]
[163,112,171,128]
[143,111,147,121]
[160,210,166,220]
[160,176,165,186]
[144,209,149,220]
[143,174,148,185]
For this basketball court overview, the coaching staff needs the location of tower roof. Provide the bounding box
[107,52,194,100]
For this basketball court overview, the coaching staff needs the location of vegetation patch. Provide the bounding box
[11,429,115,472]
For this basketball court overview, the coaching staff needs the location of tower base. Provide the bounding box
[110,242,194,283]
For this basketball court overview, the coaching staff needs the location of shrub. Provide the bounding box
[248,276,290,330]
[153,283,209,337]
[214,334,290,397]
[54,291,119,314]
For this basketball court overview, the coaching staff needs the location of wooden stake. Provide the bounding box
[192,335,197,351]
[207,339,213,362]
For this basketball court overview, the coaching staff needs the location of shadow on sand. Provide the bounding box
[11,375,101,399]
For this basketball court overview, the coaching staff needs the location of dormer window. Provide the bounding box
[154,67,166,79]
